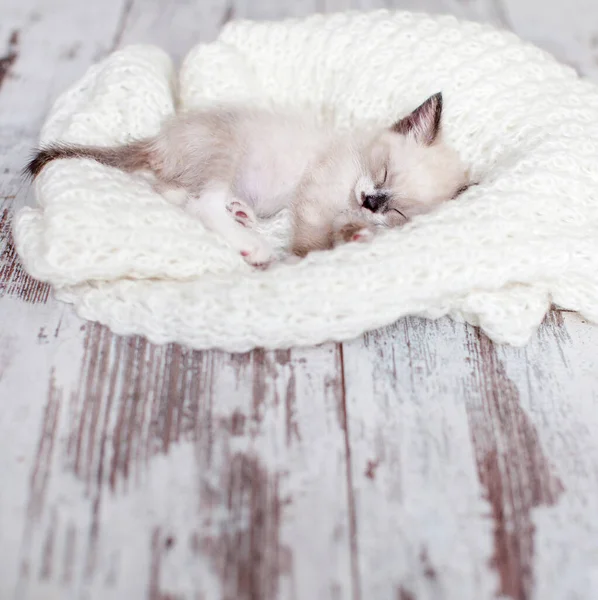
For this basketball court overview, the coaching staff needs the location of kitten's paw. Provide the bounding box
[156,184,188,206]
[240,239,274,267]
[351,227,374,243]
[281,255,303,265]
[334,221,375,245]
[227,201,256,228]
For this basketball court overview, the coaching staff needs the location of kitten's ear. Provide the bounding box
[391,92,443,145]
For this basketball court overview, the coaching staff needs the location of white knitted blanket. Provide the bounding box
[13,10,598,351]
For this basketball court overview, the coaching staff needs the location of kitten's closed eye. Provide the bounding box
[378,166,388,186]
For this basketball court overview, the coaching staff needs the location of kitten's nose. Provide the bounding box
[362,193,387,213]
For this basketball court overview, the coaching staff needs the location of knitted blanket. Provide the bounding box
[13,10,598,351]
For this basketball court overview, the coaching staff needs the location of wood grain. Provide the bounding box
[0,207,50,303]
[10,323,352,599]
[113,0,230,62]
[343,318,499,600]
[342,313,595,600]
[465,329,564,600]
[0,29,19,92]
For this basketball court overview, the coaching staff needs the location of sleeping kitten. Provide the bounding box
[25,93,469,265]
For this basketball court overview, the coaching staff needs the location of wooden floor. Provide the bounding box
[2,0,598,599]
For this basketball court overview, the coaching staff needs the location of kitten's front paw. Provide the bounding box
[334,221,375,245]
[240,239,274,268]
[281,254,303,265]
[350,227,374,243]
[227,201,256,228]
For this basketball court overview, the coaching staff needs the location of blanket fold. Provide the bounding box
[13,10,598,350]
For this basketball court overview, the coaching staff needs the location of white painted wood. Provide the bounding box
[342,313,598,600]
[231,0,320,22]
[501,0,598,79]
[341,319,499,600]
[0,0,130,593]
[3,318,353,599]
[113,0,231,63]
[497,312,598,600]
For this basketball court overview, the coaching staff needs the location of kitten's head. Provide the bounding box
[355,93,470,224]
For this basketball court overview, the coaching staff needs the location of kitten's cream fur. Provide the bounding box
[25,93,469,265]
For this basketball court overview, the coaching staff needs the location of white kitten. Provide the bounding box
[25,93,469,265]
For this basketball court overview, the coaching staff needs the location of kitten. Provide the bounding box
[25,93,469,265]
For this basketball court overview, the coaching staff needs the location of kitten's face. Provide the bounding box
[354,93,470,225]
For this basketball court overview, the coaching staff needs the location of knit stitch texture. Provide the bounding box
[13,10,598,351]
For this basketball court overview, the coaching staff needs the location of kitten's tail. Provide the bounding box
[23,140,153,179]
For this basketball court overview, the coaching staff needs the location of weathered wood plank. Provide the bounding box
[0,206,50,302]
[6,321,353,599]
[341,318,499,600]
[342,312,598,600]
[0,0,131,593]
[496,311,598,600]
[113,0,231,63]
[0,30,19,94]
[500,0,598,78]
[463,322,565,600]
